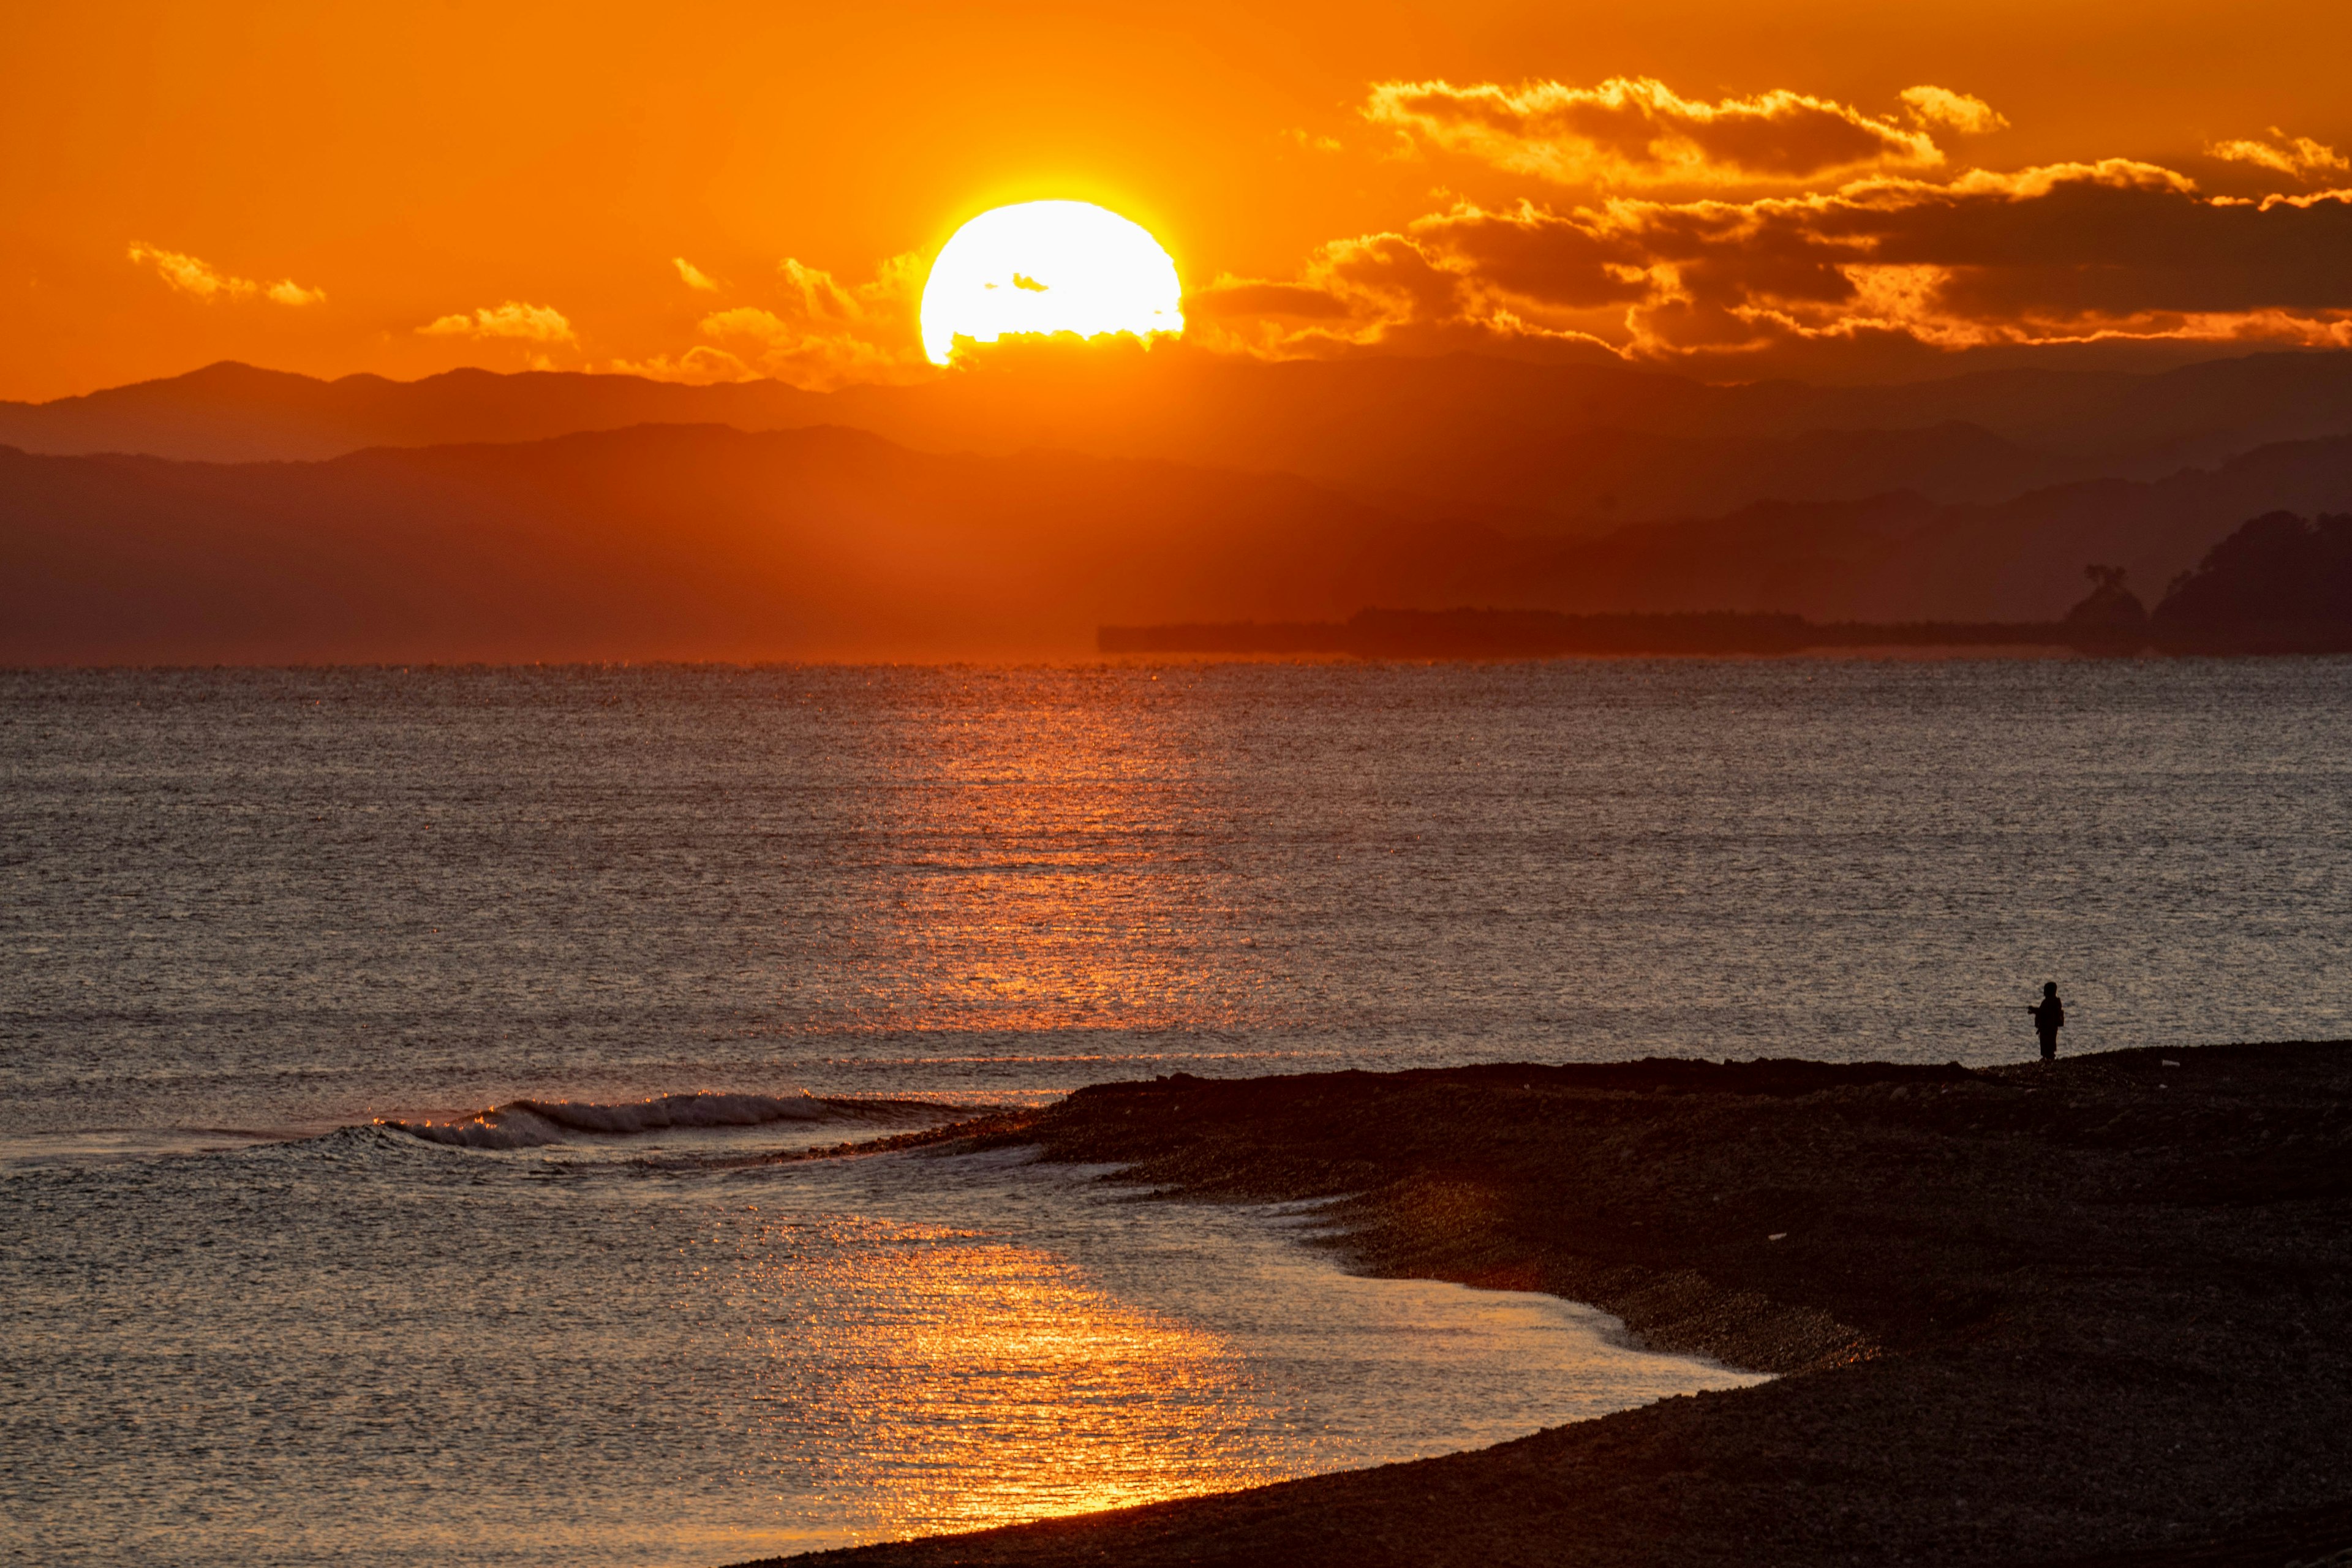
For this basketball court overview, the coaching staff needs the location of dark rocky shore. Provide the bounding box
[743,1043,2352,1568]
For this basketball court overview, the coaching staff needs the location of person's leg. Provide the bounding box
[2039,1029,2057,1061]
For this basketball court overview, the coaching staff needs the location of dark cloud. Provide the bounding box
[1185,281,1356,321]
[1191,161,2352,371]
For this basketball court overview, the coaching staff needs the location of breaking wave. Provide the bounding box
[380,1090,827,1150]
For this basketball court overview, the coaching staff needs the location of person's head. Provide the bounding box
[2043,981,2058,996]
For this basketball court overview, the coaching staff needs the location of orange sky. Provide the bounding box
[6,0,2351,402]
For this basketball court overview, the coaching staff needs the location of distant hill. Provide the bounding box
[1504,434,2352,622]
[0,361,832,464]
[9,421,2352,663]
[1685,352,2352,462]
[0,425,1478,662]
[2152,510,2352,651]
[10,347,2352,533]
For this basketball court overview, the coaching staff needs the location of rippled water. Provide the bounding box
[4,659,2349,1564]
[7,1131,1753,1566]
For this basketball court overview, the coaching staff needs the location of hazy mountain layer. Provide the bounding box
[0,426,1458,662]
[1516,436,2352,622]
[10,421,2352,662]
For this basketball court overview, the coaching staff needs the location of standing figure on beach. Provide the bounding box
[2028,982,2065,1060]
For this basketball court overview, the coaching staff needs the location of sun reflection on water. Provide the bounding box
[735,1214,1281,1540]
[799,679,1295,1041]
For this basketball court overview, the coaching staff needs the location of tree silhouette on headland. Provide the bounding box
[2150,511,2352,651]
[2064,564,2148,637]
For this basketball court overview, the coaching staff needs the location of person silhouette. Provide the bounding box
[2027,982,2065,1061]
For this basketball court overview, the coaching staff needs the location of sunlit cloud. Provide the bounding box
[2208,129,2350,181]
[127,243,324,306]
[1899,86,2009,136]
[674,254,932,388]
[130,244,249,301]
[673,257,720,291]
[605,346,756,383]
[1365,77,1943,188]
[778,254,919,324]
[698,307,797,341]
[417,301,578,343]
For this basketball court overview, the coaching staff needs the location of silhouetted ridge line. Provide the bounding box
[14,349,2352,532]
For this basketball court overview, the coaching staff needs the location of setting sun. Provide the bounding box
[919,201,1183,364]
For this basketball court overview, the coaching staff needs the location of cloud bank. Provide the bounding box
[1190,78,2352,375]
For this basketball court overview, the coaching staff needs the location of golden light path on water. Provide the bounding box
[741,1219,1273,1536]
[685,1150,1766,1559]
[813,673,1284,1045]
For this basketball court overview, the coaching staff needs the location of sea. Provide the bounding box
[6,658,2349,1566]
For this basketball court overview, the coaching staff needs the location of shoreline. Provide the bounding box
[1097,607,2352,660]
[741,1043,2352,1567]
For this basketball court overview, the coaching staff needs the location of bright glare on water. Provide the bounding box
[4,658,2350,1565]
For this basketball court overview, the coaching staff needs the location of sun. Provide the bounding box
[919,200,1183,364]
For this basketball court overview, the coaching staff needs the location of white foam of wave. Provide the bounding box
[380,1091,827,1150]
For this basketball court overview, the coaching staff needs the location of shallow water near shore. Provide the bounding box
[5,658,2350,1562]
[3,1129,1761,1567]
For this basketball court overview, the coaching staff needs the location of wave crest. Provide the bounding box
[380,1091,826,1150]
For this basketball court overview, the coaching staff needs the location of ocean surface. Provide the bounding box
[6,658,2350,1564]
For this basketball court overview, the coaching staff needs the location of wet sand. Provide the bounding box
[742,1043,2352,1567]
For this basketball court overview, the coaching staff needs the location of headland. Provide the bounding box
[742,1042,2352,1567]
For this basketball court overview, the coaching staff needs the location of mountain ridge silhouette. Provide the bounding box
[12,347,2352,532]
